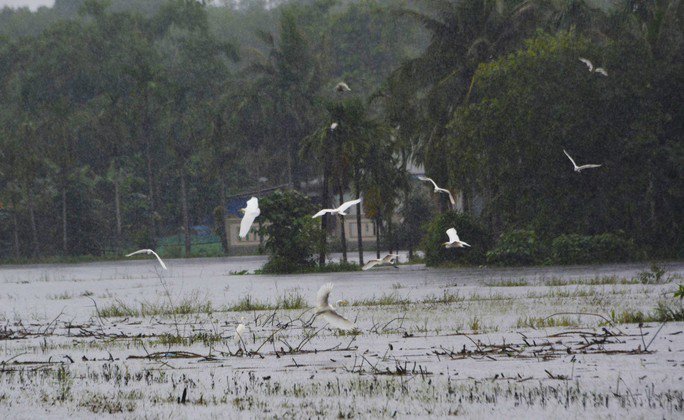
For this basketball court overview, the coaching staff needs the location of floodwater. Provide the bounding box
[0,256,682,418]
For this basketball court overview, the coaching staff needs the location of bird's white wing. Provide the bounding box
[436,187,456,205]
[239,197,261,238]
[579,57,593,71]
[382,254,398,264]
[126,249,167,270]
[577,164,602,170]
[362,259,381,271]
[245,197,259,213]
[337,198,362,213]
[312,209,334,218]
[316,282,334,308]
[446,228,459,243]
[461,241,471,247]
[321,310,356,330]
[125,249,151,257]
[594,68,608,76]
[149,250,168,270]
[563,149,578,169]
[418,176,438,189]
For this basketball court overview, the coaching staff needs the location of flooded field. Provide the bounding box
[0,257,682,418]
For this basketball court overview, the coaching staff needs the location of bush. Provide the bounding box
[486,229,541,266]
[550,232,639,264]
[422,211,491,266]
[258,190,322,274]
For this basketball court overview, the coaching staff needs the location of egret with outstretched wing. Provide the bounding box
[316,283,356,330]
[362,253,399,271]
[239,197,261,238]
[444,228,470,248]
[563,149,602,173]
[125,249,168,270]
[312,198,361,218]
[418,176,455,206]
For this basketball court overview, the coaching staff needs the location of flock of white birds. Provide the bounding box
[125,60,607,333]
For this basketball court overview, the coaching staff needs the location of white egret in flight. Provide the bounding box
[239,197,260,238]
[563,149,602,173]
[335,82,351,92]
[315,283,356,330]
[362,254,399,271]
[418,176,456,206]
[444,228,470,249]
[579,58,608,76]
[125,249,168,270]
[312,198,361,218]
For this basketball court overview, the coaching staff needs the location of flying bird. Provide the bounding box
[125,249,167,270]
[418,176,456,206]
[239,197,261,238]
[330,122,338,130]
[362,254,399,271]
[444,228,470,249]
[563,149,602,173]
[312,198,361,218]
[315,283,356,330]
[335,82,351,92]
[579,58,608,76]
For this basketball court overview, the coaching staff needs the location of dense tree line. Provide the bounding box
[0,0,681,262]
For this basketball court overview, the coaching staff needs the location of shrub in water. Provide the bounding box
[422,211,491,266]
[486,229,541,266]
[259,190,322,273]
[550,232,638,264]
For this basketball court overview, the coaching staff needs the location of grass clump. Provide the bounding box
[276,291,307,310]
[99,300,140,318]
[228,295,274,312]
[422,290,463,304]
[152,332,224,346]
[516,316,577,329]
[98,296,215,318]
[486,279,529,287]
[353,293,411,307]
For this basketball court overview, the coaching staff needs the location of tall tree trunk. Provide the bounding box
[140,98,158,242]
[27,185,39,258]
[338,187,347,263]
[354,173,363,266]
[218,176,229,255]
[10,200,20,260]
[61,184,68,255]
[114,172,122,252]
[319,162,330,266]
[375,216,381,258]
[180,168,191,257]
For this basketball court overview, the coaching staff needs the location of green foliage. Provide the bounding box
[674,285,684,300]
[550,233,639,265]
[636,263,669,284]
[486,229,541,266]
[422,211,491,266]
[258,190,321,274]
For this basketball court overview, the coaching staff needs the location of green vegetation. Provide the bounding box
[352,293,411,307]
[0,0,681,265]
[487,230,541,266]
[422,211,491,266]
[257,190,321,274]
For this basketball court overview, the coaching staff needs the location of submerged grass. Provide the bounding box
[353,293,411,307]
[516,316,578,329]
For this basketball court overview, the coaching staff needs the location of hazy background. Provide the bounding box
[0,0,54,10]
